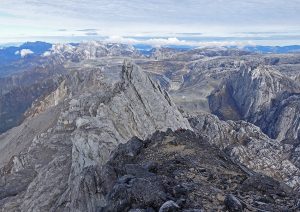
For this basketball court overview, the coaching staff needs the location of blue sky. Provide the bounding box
[1,0,300,46]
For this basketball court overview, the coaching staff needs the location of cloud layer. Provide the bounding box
[103,36,255,47]
[0,0,300,44]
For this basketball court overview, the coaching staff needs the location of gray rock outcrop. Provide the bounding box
[189,112,300,190]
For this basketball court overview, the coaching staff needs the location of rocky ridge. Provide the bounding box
[0,61,190,211]
[0,42,143,134]
[94,129,299,211]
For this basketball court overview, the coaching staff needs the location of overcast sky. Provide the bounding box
[1,0,300,45]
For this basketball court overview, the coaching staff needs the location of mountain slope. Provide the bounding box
[189,112,300,190]
[95,129,299,211]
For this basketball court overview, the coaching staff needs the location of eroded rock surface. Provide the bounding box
[209,63,300,143]
[189,112,300,190]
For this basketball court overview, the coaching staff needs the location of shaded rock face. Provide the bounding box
[189,112,300,190]
[91,130,299,211]
[0,78,60,133]
[0,62,190,211]
[0,57,68,133]
[257,92,300,142]
[209,64,300,143]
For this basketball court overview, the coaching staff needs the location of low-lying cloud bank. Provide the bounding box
[2,34,300,48]
[104,36,255,47]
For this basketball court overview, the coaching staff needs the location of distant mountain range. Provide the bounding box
[241,45,300,54]
[0,41,52,64]
[134,44,300,54]
[1,41,300,78]
[1,41,300,62]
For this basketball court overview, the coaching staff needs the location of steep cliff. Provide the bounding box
[209,64,300,143]
[0,56,67,133]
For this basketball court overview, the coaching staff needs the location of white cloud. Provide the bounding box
[104,36,255,47]
[15,49,34,58]
[42,51,51,57]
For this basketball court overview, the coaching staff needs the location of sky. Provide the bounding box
[1,0,300,46]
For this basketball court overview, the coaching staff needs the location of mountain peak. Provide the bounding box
[0,61,191,211]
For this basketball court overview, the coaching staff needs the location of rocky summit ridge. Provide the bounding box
[97,129,299,211]
[0,61,190,211]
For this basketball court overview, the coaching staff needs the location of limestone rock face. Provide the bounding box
[189,112,300,190]
[210,64,298,120]
[0,62,191,211]
[257,92,300,142]
[24,80,68,118]
[209,64,300,143]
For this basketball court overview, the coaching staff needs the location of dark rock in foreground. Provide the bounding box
[93,129,299,211]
